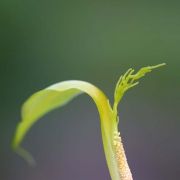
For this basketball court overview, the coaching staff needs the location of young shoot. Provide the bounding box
[12,63,165,180]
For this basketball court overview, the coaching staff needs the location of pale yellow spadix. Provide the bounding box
[12,63,165,180]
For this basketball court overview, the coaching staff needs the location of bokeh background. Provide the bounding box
[0,0,179,180]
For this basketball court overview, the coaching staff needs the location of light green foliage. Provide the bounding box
[113,63,165,121]
[12,64,165,180]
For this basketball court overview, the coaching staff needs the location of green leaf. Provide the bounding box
[13,88,82,149]
[12,80,120,179]
[13,64,165,180]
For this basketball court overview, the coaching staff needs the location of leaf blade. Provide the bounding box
[13,88,82,149]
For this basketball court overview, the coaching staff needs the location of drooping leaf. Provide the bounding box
[13,64,165,180]
[13,80,120,179]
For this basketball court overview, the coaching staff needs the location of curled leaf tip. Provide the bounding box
[15,147,36,166]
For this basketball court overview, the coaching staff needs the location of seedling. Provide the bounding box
[12,63,165,180]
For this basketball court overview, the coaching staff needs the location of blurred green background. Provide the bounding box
[0,0,179,179]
